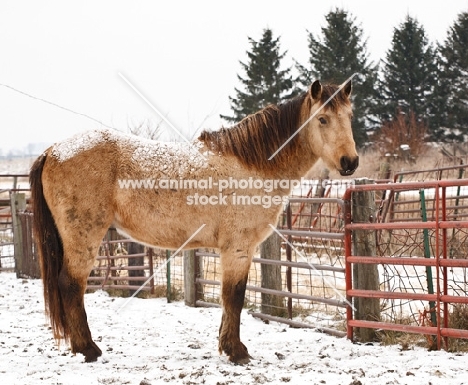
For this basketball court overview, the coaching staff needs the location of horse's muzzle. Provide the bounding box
[339,155,359,176]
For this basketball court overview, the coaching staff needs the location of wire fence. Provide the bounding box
[87,233,185,301]
[195,194,348,333]
[0,214,14,271]
[393,163,468,183]
[345,180,468,349]
[376,180,468,329]
[0,174,28,271]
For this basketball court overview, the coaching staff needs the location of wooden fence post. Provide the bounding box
[260,231,286,317]
[308,168,329,227]
[128,242,145,295]
[184,249,202,307]
[352,178,380,342]
[10,192,26,278]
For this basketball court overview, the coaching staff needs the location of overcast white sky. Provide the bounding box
[1,0,467,153]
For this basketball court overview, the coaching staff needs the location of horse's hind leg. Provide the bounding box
[218,250,252,364]
[58,225,111,362]
[58,257,102,362]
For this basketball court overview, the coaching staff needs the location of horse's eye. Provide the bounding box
[318,117,327,125]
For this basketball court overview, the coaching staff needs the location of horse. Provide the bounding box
[30,79,358,364]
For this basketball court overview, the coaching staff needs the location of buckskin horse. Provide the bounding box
[30,79,358,363]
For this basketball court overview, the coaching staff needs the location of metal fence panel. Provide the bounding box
[344,179,468,349]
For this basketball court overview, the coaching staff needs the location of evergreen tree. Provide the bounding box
[437,11,468,139]
[296,8,378,147]
[379,15,438,132]
[221,28,294,122]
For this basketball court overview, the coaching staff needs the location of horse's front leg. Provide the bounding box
[218,251,252,364]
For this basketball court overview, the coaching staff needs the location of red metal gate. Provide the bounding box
[344,179,468,348]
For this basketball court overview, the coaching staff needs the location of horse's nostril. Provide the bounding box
[340,156,359,173]
[340,156,347,171]
[340,156,350,171]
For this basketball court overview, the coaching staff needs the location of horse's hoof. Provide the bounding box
[84,353,98,363]
[228,345,251,365]
[230,354,252,365]
[218,336,250,364]
[82,343,102,363]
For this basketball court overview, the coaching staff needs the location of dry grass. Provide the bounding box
[375,305,468,353]
[447,304,468,352]
[306,145,464,181]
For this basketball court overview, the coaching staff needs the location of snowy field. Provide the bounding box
[0,156,34,176]
[1,273,467,385]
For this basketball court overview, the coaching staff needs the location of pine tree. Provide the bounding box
[437,11,468,139]
[379,15,438,132]
[221,28,294,122]
[296,8,378,147]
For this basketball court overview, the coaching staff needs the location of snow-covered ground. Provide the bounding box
[0,272,467,385]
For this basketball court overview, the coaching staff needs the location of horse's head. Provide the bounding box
[305,80,359,176]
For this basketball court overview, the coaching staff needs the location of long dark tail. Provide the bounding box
[30,152,68,342]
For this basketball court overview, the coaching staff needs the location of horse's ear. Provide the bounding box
[310,80,322,101]
[343,79,352,97]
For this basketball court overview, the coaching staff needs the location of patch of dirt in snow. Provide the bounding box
[0,272,467,385]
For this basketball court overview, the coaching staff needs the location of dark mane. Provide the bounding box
[320,84,351,112]
[198,84,349,172]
